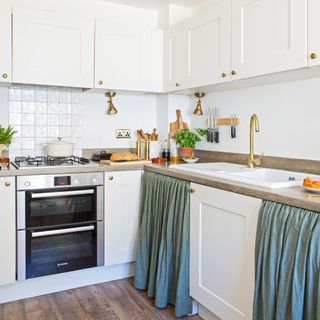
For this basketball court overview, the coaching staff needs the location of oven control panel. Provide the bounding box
[17,172,104,190]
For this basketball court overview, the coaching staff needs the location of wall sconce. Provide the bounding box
[105,91,118,115]
[193,92,205,116]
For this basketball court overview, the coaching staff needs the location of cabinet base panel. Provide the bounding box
[199,304,222,320]
[0,263,135,304]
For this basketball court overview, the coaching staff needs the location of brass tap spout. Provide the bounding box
[248,114,262,168]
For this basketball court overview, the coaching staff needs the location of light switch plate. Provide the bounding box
[116,129,131,139]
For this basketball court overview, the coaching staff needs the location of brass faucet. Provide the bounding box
[248,114,262,168]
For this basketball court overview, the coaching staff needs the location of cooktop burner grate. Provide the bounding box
[13,155,91,168]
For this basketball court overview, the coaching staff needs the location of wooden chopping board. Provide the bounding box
[170,109,188,138]
[100,160,151,166]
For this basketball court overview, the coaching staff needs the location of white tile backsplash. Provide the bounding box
[8,85,83,157]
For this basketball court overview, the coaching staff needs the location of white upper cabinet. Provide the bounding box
[231,0,307,80]
[12,7,94,88]
[104,171,142,266]
[181,0,231,88]
[95,21,152,91]
[308,0,320,66]
[0,4,12,83]
[190,184,261,320]
[0,177,16,286]
[163,24,182,92]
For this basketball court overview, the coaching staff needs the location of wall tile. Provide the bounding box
[8,85,83,157]
[22,114,35,125]
[9,101,21,113]
[35,102,46,113]
[22,101,35,113]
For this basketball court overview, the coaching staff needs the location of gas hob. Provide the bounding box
[12,155,99,170]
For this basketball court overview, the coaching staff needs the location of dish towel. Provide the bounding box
[134,171,193,317]
[254,200,320,320]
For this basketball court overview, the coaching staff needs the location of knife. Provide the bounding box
[214,107,219,143]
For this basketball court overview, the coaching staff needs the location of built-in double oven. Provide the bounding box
[17,172,104,280]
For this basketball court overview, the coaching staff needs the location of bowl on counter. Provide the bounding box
[182,157,199,164]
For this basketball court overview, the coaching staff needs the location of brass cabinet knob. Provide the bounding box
[190,188,195,193]
[98,80,103,85]
[2,73,8,79]
[175,82,180,87]
[221,72,227,78]
[310,53,318,60]
[108,176,114,180]
[5,181,11,187]
[231,70,237,76]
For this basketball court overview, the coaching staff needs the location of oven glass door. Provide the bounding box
[26,223,97,279]
[26,187,97,228]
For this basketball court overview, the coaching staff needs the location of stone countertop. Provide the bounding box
[144,164,320,212]
[1,161,319,212]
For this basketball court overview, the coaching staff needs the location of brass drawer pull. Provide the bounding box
[98,80,103,85]
[221,72,227,78]
[2,73,8,79]
[5,181,11,187]
[108,176,114,180]
[175,82,180,87]
[231,70,237,76]
[190,188,195,193]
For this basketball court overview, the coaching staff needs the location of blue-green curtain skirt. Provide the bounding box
[254,200,320,320]
[134,172,193,317]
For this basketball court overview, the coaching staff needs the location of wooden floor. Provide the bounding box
[0,278,201,320]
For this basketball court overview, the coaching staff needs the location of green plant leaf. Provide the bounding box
[174,128,207,148]
[0,125,17,146]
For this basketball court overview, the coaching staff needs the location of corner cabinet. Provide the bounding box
[231,0,307,80]
[95,21,152,91]
[0,4,12,83]
[190,183,261,320]
[308,0,320,66]
[0,177,16,286]
[104,171,142,266]
[12,7,94,88]
[181,0,231,88]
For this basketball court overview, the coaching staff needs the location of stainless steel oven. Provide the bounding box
[17,172,104,280]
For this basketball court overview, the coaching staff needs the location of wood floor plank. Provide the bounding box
[0,277,202,320]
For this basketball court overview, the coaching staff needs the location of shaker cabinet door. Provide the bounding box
[13,7,94,88]
[95,21,152,91]
[163,24,182,92]
[308,0,320,66]
[0,177,16,286]
[190,183,261,320]
[181,0,231,88]
[0,4,12,83]
[231,0,307,80]
[104,171,142,266]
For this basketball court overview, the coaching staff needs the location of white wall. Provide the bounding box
[182,77,320,161]
[82,91,157,149]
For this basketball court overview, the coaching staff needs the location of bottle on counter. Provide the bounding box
[161,139,171,161]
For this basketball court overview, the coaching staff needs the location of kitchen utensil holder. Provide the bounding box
[136,140,151,160]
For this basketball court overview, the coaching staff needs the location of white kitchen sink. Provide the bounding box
[170,162,319,189]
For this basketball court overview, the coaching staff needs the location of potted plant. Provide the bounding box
[0,125,17,157]
[175,128,207,158]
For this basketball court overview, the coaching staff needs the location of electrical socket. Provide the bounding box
[116,129,131,139]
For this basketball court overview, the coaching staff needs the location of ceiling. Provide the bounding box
[100,0,206,10]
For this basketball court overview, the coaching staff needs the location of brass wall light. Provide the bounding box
[105,91,118,115]
[193,92,205,116]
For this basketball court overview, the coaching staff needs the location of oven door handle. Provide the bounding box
[31,189,94,199]
[31,225,95,238]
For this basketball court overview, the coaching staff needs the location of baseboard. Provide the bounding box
[0,263,135,304]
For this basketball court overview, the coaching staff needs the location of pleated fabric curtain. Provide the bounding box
[254,200,320,320]
[134,171,193,318]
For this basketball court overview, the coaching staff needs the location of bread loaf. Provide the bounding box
[110,151,138,161]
